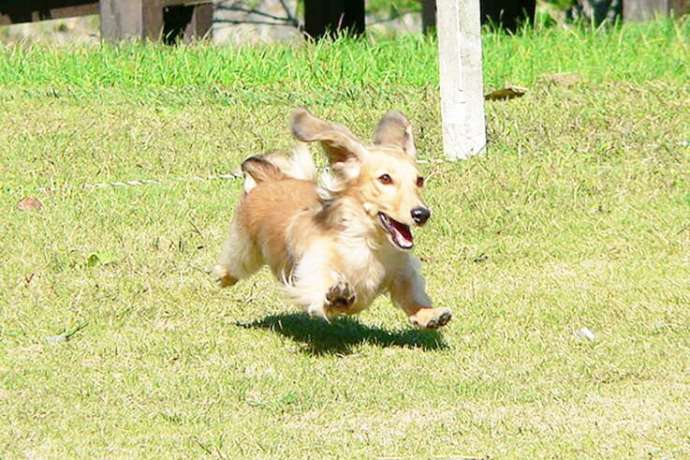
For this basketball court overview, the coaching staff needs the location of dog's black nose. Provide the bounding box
[411,207,431,225]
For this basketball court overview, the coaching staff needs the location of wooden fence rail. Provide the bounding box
[2,1,688,43]
[0,0,212,42]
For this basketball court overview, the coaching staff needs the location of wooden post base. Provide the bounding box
[99,0,211,42]
[624,0,689,21]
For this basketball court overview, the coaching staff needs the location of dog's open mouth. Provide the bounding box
[378,212,413,250]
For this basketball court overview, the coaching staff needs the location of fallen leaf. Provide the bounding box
[46,322,88,345]
[17,197,43,211]
[86,251,118,267]
[485,85,527,101]
[45,335,68,345]
[472,253,489,263]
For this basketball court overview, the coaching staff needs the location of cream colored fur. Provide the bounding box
[213,109,452,330]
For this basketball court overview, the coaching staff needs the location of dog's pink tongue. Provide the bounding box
[391,220,413,248]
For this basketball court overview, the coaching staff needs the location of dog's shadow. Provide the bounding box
[235,313,448,355]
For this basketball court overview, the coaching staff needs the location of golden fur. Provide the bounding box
[213,109,452,329]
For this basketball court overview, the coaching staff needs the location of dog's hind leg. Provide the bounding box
[213,217,262,288]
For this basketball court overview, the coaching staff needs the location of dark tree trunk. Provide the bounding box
[422,0,537,35]
[480,0,536,32]
[303,0,365,40]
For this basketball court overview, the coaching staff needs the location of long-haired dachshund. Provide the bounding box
[214,109,452,329]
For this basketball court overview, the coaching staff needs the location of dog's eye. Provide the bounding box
[378,174,393,185]
[416,176,425,188]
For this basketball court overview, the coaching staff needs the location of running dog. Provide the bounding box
[213,109,452,329]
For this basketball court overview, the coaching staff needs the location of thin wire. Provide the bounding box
[37,172,243,194]
[35,158,458,194]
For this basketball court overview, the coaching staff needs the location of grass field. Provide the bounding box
[1,19,689,459]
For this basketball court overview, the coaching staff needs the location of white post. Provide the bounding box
[436,0,486,160]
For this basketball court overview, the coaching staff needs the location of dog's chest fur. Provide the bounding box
[333,234,401,311]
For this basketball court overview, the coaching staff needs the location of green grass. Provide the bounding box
[0,18,687,95]
[1,20,689,459]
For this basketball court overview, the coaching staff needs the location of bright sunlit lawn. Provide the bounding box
[1,19,689,459]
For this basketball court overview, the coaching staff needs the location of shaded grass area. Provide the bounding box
[1,19,689,459]
[235,314,448,355]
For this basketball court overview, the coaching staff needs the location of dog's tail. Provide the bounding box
[242,142,317,193]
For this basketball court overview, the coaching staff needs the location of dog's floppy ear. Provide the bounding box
[373,110,416,158]
[291,108,367,164]
[241,155,287,193]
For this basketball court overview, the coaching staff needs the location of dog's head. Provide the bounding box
[291,108,429,251]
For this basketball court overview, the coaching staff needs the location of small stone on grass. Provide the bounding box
[575,327,596,341]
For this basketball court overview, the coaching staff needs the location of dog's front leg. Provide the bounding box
[389,256,452,329]
[289,250,356,320]
[295,276,357,320]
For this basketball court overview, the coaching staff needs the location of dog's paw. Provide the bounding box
[409,307,452,330]
[325,280,356,309]
[212,265,237,288]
